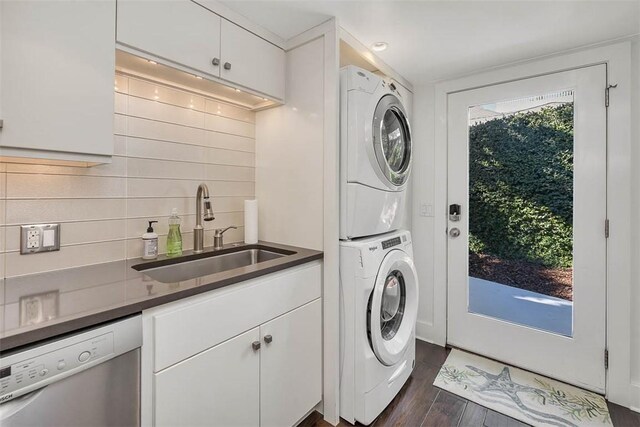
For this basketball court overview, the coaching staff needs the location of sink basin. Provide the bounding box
[133,247,291,283]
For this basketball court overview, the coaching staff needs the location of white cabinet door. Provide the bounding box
[260,299,322,427]
[0,0,115,159]
[155,327,260,427]
[117,0,221,78]
[220,19,285,100]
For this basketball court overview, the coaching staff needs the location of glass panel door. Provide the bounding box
[467,91,575,337]
[447,65,607,392]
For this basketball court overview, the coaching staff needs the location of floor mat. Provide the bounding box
[433,349,612,427]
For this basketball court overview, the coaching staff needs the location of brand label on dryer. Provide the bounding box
[368,246,378,252]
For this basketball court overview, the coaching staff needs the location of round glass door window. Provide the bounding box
[381,110,408,173]
[373,94,412,186]
[380,271,406,340]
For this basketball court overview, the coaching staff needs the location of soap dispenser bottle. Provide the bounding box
[142,221,159,260]
[166,208,183,257]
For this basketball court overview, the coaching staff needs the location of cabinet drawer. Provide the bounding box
[152,261,321,371]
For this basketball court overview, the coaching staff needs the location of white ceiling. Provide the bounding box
[220,0,640,84]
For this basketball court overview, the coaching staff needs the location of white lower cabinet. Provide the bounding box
[155,327,261,427]
[261,299,322,427]
[143,262,323,426]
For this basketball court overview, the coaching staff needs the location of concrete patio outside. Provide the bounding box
[468,277,573,337]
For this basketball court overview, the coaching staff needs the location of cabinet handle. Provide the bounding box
[264,335,273,344]
[252,341,261,351]
[223,62,231,70]
[212,58,220,66]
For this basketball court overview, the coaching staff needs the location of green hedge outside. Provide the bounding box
[468,103,574,269]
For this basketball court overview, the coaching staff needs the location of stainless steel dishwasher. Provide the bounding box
[0,315,142,426]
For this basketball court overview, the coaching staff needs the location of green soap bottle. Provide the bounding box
[166,208,183,257]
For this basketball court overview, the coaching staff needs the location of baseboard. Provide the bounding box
[630,381,640,413]
[416,319,446,346]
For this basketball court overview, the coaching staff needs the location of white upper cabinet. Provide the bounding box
[0,0,115,164]
[116,0,285,101]
[116,0,222,79]
[220,19,285,101]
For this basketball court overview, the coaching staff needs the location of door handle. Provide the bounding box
[211,57,220,66]
[449,228,461,238]
[264,335,273,344]
[251,341,261,351]
[223,62,231,70]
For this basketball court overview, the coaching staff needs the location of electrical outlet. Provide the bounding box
[20,224,60,254]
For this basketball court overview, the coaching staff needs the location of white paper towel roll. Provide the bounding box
[244,199,258,244]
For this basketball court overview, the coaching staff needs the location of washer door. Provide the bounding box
[368,249,419,366]
[372,94,412,187]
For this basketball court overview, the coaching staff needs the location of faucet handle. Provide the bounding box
[214,226,238,237]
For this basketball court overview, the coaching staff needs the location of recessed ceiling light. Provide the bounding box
[371,42,388,52]
[195,75,203,80]
[235,88,242,93]
[148,60,157,65]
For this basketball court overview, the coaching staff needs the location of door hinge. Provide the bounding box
[604,349,609,370]
[605,219,610,238]
[605,84,617,108]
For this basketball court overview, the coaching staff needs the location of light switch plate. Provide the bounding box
[20,224,60,254]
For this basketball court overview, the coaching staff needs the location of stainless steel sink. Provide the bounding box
[134,248,288,283]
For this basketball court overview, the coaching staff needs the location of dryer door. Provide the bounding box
[372,94,412,187]
[368,249,419,366]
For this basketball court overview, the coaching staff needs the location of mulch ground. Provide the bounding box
[469,252,573,301]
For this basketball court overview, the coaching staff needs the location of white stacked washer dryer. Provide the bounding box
[339,66,418,425]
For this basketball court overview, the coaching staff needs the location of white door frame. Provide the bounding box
[430,42,632,406]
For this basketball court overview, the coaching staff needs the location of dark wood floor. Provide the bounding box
[300,340,640,427]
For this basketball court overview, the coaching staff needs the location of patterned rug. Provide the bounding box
[434,349,612,427]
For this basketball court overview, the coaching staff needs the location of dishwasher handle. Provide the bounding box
[0,387,46,420]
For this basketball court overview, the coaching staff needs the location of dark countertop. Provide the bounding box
[0,241,323,353]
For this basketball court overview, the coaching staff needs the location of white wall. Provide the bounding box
[255,38,325,251]
[411,83,440,343]
[630,36,640,410]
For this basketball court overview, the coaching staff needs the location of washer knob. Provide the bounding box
[57,361,66,370]
[78,351,91,363]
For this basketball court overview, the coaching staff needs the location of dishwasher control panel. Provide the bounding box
[0,332,114,402]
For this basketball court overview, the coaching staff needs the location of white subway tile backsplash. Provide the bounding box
[126,137,205,163]
[6,199,127,224]
[204,131,254,153]
[6,174,127,199]
[115,92,128,114]
[126,196,245,218]
[205,99,254,123]
[127,116,205,146]
[5,240,126,277]
[6,156,127,177]
[128,78,206,111]
[127,157,205,180]
[128,95,205,129]
[126,178,254,198]
[204,113,255,138]
[0,73,256,278]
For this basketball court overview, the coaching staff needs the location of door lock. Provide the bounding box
[449,204,461,222]
[449,228,461,238]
